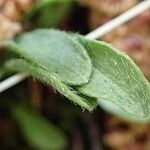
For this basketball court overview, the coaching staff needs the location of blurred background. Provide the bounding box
[0,0,150,149]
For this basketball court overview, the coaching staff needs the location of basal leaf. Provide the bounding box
[12,103,67,150]
[5,29,92,85]
[75,35,150,119]
[4,29,150,121]
[5,59,97,111]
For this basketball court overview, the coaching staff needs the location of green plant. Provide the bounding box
[12,103,67,150]
[0,1,150,149]
[2,29,150,123]
[24,0,73,27]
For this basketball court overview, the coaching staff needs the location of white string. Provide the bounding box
[0,74,28,93]
[0,0,150,93]
[86,0,150,39]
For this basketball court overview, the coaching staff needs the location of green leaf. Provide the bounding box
[4,29,150,121]
[5,29,92,85]
[24,0,72,27]
[75,35,150,119]
[98,100,150,123]
[5,59,97,111]
[12,103,67,150]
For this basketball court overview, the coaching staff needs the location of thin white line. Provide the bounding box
[86,0,150,39]
[0,0,150,93]
[0,73,28,93]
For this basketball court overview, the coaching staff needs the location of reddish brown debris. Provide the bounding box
[78,0,137,17]
[0,0,35,43]
[0,14,22,43]
[103,115,150,150]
